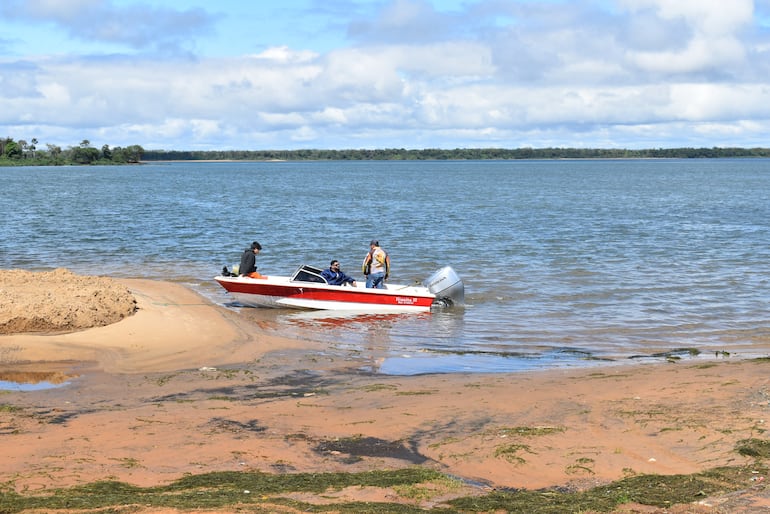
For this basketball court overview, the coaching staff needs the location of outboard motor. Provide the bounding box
[424,266,464,307]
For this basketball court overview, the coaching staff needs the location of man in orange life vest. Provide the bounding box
[362,239,390,289]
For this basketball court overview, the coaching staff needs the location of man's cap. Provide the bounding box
[370,239,379,246]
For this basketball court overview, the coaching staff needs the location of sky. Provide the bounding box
[2,0,770,151]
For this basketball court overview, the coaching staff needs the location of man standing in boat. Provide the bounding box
[321,260,357,286]
[239,241,262,277]
[362,240,390,289]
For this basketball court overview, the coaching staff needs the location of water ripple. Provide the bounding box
[3,159,770,373]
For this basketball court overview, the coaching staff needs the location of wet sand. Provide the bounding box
[2,272,770,512]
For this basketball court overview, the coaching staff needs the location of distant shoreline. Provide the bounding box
[5,148,770,167]
[140,146,770,162]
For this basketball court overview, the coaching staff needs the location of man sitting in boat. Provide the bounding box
[321,260,357,286]
[239,241,263,278]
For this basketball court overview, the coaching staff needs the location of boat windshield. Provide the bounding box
[290,264,328,284]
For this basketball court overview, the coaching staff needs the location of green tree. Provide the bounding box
[3,140,21,159]
[124,144,144,163]
[70,145,100,164]
[46,143,62,158]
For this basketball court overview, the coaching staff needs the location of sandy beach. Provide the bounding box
[2,269,770,512]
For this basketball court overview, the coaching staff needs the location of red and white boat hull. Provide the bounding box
[216,275,435,312]
[215,264,463,313]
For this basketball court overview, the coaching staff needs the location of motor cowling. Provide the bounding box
[424,266,464,307]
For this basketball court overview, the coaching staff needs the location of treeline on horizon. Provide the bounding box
[143,146,770,161]
[0,137,144,166]
[4,135,770,166]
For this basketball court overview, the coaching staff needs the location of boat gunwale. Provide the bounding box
[214,274,434,298]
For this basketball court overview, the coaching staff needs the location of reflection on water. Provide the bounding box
[238,306,437,347]
[235,306,473,373]
[228,304,734,375]
[0,380,71,392]
[0,369,76,391]
[376,349,718,375]
[379,351,591,375]
[233,306,639,374]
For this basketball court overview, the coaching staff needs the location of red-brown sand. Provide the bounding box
[1,269,770,513]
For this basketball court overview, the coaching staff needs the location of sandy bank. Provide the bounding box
[0,271,287,374]
[1,270,770,512]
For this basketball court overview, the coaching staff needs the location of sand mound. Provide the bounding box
[0,268,137,334]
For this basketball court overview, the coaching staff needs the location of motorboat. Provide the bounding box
[215,264,464,313]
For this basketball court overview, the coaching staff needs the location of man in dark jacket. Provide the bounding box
[321,260,357,286]
[239,241,262,276]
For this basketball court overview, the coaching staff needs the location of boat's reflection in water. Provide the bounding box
[235,305,473,375]
[232,305,606,375]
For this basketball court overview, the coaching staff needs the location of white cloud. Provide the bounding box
[621,0,753,35]
[2,0,770,150]
[629,36,746,74]
[386,41,494,78]
[251,46,318,64]
[348,0,457,44]
[666,83,770,120]
[0,0,214,51]
[621,0,753,74]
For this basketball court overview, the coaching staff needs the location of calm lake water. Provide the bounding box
[2,159,770,374]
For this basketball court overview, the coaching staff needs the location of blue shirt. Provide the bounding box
[321,268,356,285]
